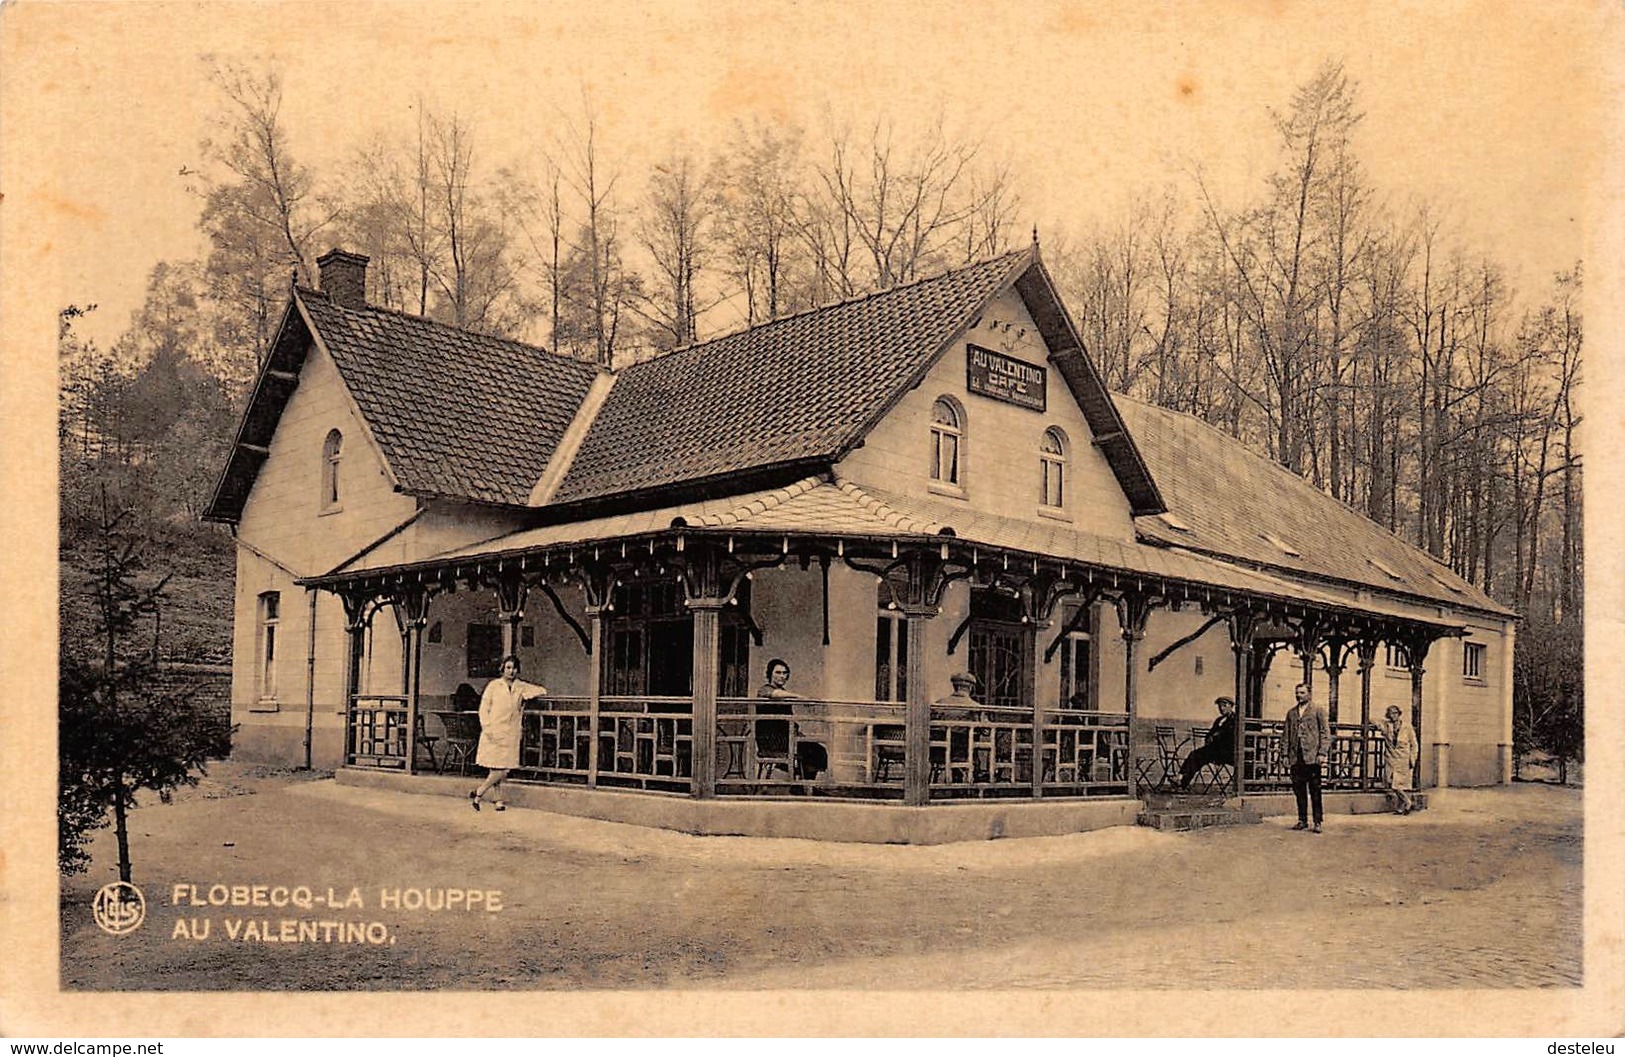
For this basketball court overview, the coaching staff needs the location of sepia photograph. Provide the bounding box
[3,0,1621,1040]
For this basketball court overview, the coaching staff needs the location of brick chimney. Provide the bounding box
[316,249,369,309]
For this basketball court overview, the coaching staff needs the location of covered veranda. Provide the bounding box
[305,478,1461,818]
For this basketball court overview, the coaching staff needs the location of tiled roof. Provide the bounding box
[315,473,1458,629]
[551,251,1035,503]
[407,477,939,569]
[1115,395,1513,616]
[299,292,601,506]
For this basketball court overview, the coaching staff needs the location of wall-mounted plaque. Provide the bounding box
[966,344,1046,411]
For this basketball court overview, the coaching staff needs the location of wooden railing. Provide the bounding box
[1039,710,1132,796]
[932,706,1131,799]
[349,690,1130,801]
[712,699,1130,800]
[593,696,694,793]
[347,694,409,768]
[516,695,694,794]
[1243,720,1387,791]
[715,697,908,799]
[517,695,593,782]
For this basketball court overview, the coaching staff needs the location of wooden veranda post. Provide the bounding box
[398,585,433,776]
[584,603,605,787]
[878,547,963,808]
[1403,633,1435,789]
[680,544,733,800]
[1026,573,1080,800]
[1115,590,1157,793]
[903,606,933,806]
[495,572,526,659]
[1322,637,1353,725]
[577,562,615,790]
[689,599,723,798]
[1357,639,1379,790]
[1226,609,1260,798]
[340,593,369,766]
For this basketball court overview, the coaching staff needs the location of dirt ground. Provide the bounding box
[59,763,1582,991]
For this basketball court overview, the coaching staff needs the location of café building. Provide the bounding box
[204,245,1515,842]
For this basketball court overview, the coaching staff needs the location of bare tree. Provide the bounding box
[424,111,525,333]
[197,63,337,369]
[958,161,1023,263]
[348,105,442,316]
[555,94,637,368]
[1196,61,1363,473]
[810,116,991,291]
[635,147,716,349]
[714,120,808,325]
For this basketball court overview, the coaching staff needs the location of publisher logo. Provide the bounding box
[92,881,146,935]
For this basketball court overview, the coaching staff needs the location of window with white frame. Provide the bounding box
[929,397,963,487]
[1040,427,1067,510]
[1385,642,1409,670]
[1462,641,1486,681]
[875,582,910,702]
[258,591,281,701]
[1058,603,1094,709]
[321,429,344,512]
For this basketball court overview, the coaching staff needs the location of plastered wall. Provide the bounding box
[839,289,1136,541]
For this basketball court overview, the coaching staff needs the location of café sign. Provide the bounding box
[966,344,1046,412]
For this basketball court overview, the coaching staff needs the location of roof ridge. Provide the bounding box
[1115,392,1484,590]
[300,287,590,372]
[630,248,1033,369]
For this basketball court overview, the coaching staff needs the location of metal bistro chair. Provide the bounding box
[413,714,442,773]
[1183,725,1233,794]
[874,736,946,784]
[754,715,797,779]
[1153,725,1183,791]
[437,711,481,776]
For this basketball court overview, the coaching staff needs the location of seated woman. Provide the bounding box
[755,658,828,780]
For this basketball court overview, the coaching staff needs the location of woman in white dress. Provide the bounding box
[470,655,546,811]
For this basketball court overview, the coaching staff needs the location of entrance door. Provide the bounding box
[968,621,1031,711]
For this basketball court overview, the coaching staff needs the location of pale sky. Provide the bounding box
[7,0,1616,351]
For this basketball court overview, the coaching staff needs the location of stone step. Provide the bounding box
[1142,791,1231,811]
[1138,808,1262,832]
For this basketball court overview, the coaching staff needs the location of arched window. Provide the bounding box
[930,397,963,487]
[321,429,343,511]
[1040,427,1067,509]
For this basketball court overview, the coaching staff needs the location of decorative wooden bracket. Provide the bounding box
[492,569,527,622]
[1224,607,1262,652]
[572,559,618,612]
[395,582,436,629]
[1319,635,1359,675]
[1113,589,1161,644]
[1024,569,1084,625]
[845,546,972,615]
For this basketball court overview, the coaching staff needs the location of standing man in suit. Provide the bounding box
[1283,682,1331,832]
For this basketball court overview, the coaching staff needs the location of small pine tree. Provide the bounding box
[58,488,230,879]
